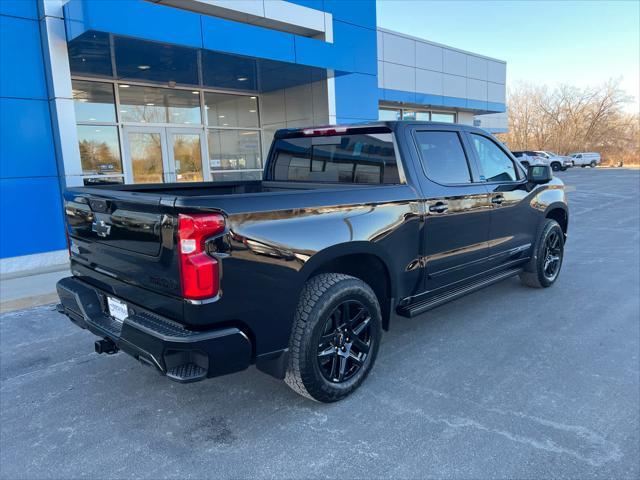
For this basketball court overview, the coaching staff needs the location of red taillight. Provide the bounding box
[177,213,225,300]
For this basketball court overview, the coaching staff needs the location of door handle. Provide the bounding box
[491,195,504,205]
[429,202,448,213]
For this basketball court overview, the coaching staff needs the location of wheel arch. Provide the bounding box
[300,242,395,330]
[545,204,569,238]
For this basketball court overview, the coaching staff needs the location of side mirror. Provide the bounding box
[527,164,553,184]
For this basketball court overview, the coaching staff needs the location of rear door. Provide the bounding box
[411,126,492,292]
[466,132,538,270]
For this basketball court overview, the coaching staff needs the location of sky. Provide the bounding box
[377,0,640,113]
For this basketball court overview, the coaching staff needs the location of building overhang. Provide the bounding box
[63,0,377,79]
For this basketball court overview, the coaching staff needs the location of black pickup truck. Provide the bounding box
[57,122,568,402]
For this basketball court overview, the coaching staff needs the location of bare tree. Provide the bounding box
[498,79,639,165]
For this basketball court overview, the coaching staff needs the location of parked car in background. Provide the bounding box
[571,152,601,168]
[511,151,545,169]
[534,151,573,171]
[56,121,568,402]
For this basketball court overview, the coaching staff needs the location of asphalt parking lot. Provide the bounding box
[1,168,639,479]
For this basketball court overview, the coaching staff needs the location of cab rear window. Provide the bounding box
[270,133,400,184]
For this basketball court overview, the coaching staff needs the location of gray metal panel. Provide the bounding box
[383,62,415,91]
[382,32,415,67]
[442,73,466,98]
[488,61,506,84]
[415,42,443,72]
[488,82,506,103]
[467,78,487,101]
[443,49,467,76]
[467,55,488,81]
[416,69,443,95]
[377,61,384,88]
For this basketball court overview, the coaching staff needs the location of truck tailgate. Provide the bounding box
[64,189,181,298]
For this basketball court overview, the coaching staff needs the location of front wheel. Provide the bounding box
[520,219,564,288]
[285,273,382,402]
[551,162,562,172]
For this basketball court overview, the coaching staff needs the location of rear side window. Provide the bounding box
[271,133,400,184]
[415,131,471,184]
[512,151,523,157]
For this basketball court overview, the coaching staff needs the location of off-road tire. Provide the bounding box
[284,273,382,402]
[520,219,564,288]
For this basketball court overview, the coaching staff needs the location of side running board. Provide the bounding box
[397,267,523,318]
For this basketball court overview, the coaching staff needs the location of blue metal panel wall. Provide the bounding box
[64,0,381,122]
[0,4,66,259]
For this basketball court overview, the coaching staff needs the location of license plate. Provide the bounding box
[107,296,128,323]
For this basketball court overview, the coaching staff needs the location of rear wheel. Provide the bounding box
[285,273,382,402]
[590,161,597,168]
[520,219,564,288]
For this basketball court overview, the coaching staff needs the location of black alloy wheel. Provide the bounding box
[285,273,382,402]
[316,300,372,383]
[520,219,564,288]
[542,229,562,281]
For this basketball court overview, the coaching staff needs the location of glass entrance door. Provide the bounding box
[167,128,204,183]
[123,126,206,183]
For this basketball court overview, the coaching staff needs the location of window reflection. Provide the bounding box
[208,130,261,172]
[172,134,203,182]
[72,80,116,122]
[77,125,122,175]
[118,85,201,124]
[205,93,259,128]
[431,112,456,123]
[129,132,164,184]
[378,109,401,121]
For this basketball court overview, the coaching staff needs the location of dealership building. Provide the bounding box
[0,0,507,274]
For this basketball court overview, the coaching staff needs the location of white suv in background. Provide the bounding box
[571,152,601,168]
[511,151,546,169]
[535,151,574,171]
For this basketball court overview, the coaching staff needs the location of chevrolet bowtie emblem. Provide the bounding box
[92,219,112,238]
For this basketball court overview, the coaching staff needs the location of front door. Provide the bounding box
[412,127,492,293]
[123,126,206,184]
[466,132,538,270]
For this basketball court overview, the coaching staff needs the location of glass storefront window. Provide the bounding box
[77,125,122,175]
[207,130,261,172]
[379,105,455,123]
[379,108,401,121]
[431,112,456,123]
[171,133,203,182]
[72,80,116,122]
[205,93,259,128]
[118,85,201,124]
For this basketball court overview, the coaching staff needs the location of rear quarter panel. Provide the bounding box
[178,185,423,356]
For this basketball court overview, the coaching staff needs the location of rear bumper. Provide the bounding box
[56,276,252,383]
